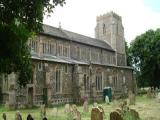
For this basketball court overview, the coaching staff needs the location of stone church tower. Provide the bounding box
[95,11,126,66]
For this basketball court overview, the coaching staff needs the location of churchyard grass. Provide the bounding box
[0,95,160,120]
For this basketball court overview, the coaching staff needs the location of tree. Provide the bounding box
[129,29,160,88]
[0,0,65,86]
[125,41,132,66]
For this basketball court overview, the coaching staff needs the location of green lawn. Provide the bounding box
[0,95,160,120]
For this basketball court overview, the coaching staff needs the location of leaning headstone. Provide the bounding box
[40,104,46,119]
[91,107,103,120]
[72,104,77,112]
[71,105,81,120]
[15,111,22,120]
[105,96,110,104]
[2,113,6,120]
[128,90,135,105]
[110,111,123,120]
[73,109,81,120]
[129,109,140,119]
[83,99,89,112]
[64,104,70,113]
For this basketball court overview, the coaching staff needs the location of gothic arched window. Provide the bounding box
[103,24,106,35]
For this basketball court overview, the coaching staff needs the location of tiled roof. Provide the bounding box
[42,24,114,52]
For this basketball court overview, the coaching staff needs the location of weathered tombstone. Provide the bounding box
[93,102,98,107]
[91,107,103,120]
[71,105,81,120]
[15,111,22,120]
[27,114,34,120]
[128,90,135,105]
[112,99,118,107]
[40,104,46,119]
[73,110,81,120]
[72,104,77,112]
[157,92,160,102]
[64,104,70,113]
[110,111,123,120]
[105,96,110,104]
[129,109,140,119]
[2,113,6,120]
[83,99,89,112]
[52,107,58,117]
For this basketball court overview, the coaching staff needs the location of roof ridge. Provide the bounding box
[42,24,114,51]
[43,24,110,43]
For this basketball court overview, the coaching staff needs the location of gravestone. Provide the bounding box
[64,104,70,113]
[40,104,46,119]
[71,105,81,120]
[2,113,6,120]
[91,107,103,120]
[128,90,135,105]
[52,107,58,117]
[27,114,34,120]
[15,111,22,120]
[129,109,140,119]
[72,104,77,112]
[157,92,160,102]
[93,102,98,107]
[73,110,81,120]
[110,111,123,120]
[105,96,110,104]
[147,88,156,98]
[83,99,89,112]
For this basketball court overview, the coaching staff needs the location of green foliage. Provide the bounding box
[0,0,65,86]
[129,29,160,88]
[122,111,141,120]
[125,41,132,66]
[0,0,65,31]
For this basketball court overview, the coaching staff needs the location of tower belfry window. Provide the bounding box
[103,24,106,35]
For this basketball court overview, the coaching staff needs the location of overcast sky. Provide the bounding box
[43,0,160,43]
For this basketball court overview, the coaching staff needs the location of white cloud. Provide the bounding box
[43,0,160,43]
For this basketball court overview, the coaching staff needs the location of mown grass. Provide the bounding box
[0,95,160,120]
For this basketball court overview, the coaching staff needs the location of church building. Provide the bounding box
[0,12,134,107]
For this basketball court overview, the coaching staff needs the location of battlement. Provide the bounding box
[96,11,122,22]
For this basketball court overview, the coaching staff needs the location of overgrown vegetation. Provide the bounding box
[122,111,140,120]
[0,95,160,120]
